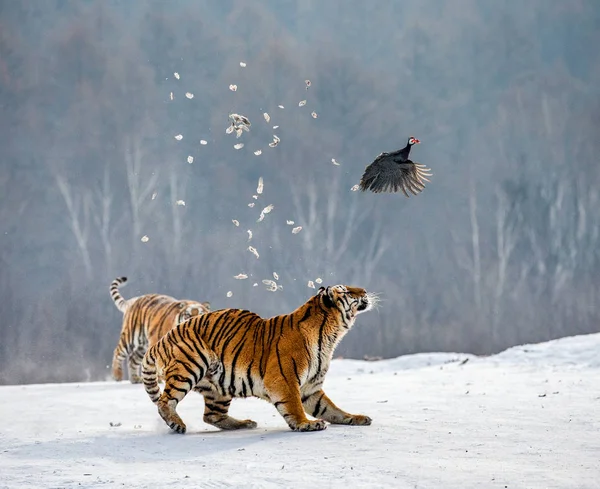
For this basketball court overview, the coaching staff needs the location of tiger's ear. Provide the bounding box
[177,302,186,309]
[201,301,211,311]
[319,286,334,308]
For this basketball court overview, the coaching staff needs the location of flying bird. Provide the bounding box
[359,137,432,196]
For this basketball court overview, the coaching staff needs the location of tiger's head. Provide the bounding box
[176,301,211,324]
[317,285,378,329]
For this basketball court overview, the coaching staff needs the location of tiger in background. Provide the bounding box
[110,276,211,384]
[142,284,378,434]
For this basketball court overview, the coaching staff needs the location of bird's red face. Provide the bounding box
[408,137,421,145]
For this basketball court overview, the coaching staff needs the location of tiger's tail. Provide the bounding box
[110,276,128,313]
[141,345,161,404]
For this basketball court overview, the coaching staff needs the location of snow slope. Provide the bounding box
[1,334,599,489]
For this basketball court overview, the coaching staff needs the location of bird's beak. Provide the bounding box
[414,139,421,144]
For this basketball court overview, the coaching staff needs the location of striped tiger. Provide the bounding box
[110,276,211,384]
[141,285,378,433]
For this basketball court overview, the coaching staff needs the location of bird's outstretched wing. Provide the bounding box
[359,154,432,196]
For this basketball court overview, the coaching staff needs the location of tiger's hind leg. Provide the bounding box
[127,346,146,384]
[199,387,257,430]
[156,349,221,434]
[111,338,128,382]
[302,389,372,426]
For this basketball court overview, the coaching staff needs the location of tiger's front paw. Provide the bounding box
[293,419,327,432]
[344,414,372,426]
[239,419,258,429]
[168,420,187,434]
[129,375,143,384]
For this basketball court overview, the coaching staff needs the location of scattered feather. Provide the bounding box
[234,143,244,150]
[311,111,318,119]
[248,246,259,259]
[257,204,274,223]
[174,72,180,80]
[268,134,280,148]
[169,92,173,100]
[185,92,194,99]
[229,84,238,92]
[263,280,278,292]
[257,177,264,195]
[273,272,279,280]
[232,219,240,227]
[253,283,258,287]
[305,80,311,89]
[239,61,247,67]
[315,278,323,284]
[278,105,285,109]
[273,125,279,129]
[247,230,252,241]
[307,280,315,289]
[234,274,248,280]
[176,200,185,206]
[254,150,262,156]
[226,291,233,298]
[151,192,157,200]
[252,195,258,200]
[248,203,255,208]
[174,134,183,141]
[141,235,149,243]
[228,113,251,140]
[351,184,359,191]
[200,139,208,145]
[229,113,251,126]
[263,112,271,123]
[331,158,341,166]
[292,226,303,234]
[187,156,194,164]
[298,100,307,107]
[286,220,295,225]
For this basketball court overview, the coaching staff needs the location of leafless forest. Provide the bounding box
[1,1,599,385]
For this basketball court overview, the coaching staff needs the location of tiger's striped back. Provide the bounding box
[109,277,210,383]
[142,285,377,434]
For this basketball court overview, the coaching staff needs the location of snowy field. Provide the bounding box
[1,334,599,489]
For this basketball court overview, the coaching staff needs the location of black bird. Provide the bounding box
[359,137,432,196]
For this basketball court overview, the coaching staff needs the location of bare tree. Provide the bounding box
[124,133,158,246]
[90,166,121,275]
[285,169,391,284]
[491,185,518,341]
[54,173,93,278]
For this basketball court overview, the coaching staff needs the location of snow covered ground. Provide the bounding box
[1,333,599,489]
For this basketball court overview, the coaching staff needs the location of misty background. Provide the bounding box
[1,0,599,385]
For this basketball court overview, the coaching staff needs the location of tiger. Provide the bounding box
[110,276,211,384]
[141,284,378,434]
